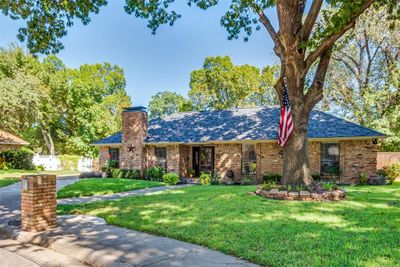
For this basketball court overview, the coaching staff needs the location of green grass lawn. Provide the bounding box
[0,178,20,188]
[58,183,400,267]
[0,169,79,179]
[57,178,166,198]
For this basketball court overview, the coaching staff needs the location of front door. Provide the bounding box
[192,146,214,177]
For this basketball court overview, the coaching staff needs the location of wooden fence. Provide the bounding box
[377,152,400,169]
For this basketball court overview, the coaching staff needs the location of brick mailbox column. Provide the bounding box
[21,175,57,232]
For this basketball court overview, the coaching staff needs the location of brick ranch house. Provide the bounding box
[93,106,385,184]
[0,130,29,152]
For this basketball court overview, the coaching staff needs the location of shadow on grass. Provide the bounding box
[58,184,400,267]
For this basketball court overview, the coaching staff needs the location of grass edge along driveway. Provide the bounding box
[58,183,400,267]
[57,178,165,198]
[0,178,20,188]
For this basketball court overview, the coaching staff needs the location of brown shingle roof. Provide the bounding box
[0,130,29,145]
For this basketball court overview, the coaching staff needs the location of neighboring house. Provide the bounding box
[93,106,385,184]
[0,130,29,152]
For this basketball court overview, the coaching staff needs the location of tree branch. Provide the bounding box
[256,9,283,55]
[333,56,358,77]
[300,0,323,41]
[306,49,332,109]
[274,64,285,101]
[305,0,374,71]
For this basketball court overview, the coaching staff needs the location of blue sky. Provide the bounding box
[0,1,279,106]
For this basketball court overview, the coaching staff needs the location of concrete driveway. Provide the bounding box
[0,176,79,225]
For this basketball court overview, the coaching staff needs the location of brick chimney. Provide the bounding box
[120,106,148,170]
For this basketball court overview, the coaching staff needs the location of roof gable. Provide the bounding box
[0,130,29,145]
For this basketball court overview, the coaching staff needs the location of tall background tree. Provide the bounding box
[147,56,278,118]
[189,56,279,110]
[0,46,131,156]
[148,91,193,119]
[2,0,399,185]
[323,8,400,152]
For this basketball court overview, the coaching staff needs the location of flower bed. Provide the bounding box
[255,185,346,201]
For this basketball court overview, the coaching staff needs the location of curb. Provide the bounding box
[0,217,128,267]
[56,174,80,180]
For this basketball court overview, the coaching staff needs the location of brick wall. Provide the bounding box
[117,137,377,184]
[179,145,190,177]
[258,143,283,176]
[308,141,320,173]
[340,140,378,184]
[167,145,180,173]
[146,146,156,167]
[215,144,242,182]
[21,175,57,232]
[120,110,147,170]
[99,146,109,169]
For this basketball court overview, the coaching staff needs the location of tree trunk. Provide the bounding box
[281,108,313,186]
[278,44,314,186]
[39,121,55,156]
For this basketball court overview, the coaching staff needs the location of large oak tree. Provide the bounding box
[3,0,399,185]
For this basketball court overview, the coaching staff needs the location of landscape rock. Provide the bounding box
[323,191,333,200]
[299,191,311,201]
[255,188,346,202]
[288,191,299,200]
[277,191,288,199]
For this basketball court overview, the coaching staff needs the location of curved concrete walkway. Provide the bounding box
[58,184,193,205]
[6,215,259,267]
[1,180,259,266]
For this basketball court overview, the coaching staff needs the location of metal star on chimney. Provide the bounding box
[128,144,135,152]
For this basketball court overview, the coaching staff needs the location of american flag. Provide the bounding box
[278,78,294,147]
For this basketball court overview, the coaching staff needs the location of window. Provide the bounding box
[109,148,120,167]
[320,143,340,175]
[155,147,167,170]
[242,144,257,175]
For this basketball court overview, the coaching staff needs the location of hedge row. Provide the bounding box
[0,148,34,170]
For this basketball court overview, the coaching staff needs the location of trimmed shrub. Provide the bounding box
[359,173,368,185]
[162,173,180,185]
[262,181,278,191]
[110,168,141,179]
[263,173,282,184]
[211,172,221,185]
[200,172,211,185]
[35,165,45,171]
[321,181,337,191]
[79,171,101,178]
[241,177,253,185]
[59,155,80,171]
[0,157,6,169]
[0,148,34,169]
[145,166,165,181]
[311,173,321,181]
[381,163,400,184]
